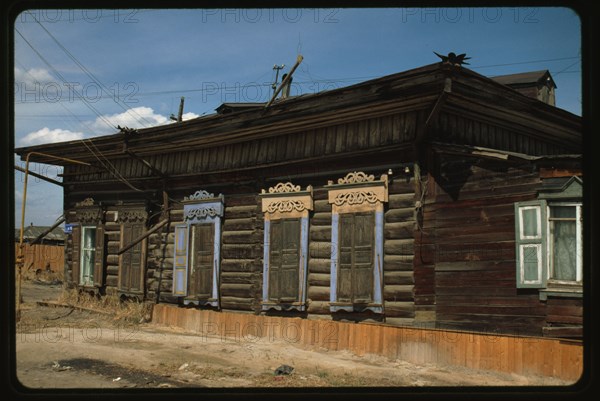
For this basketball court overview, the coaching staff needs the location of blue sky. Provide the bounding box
[13,7,582,226]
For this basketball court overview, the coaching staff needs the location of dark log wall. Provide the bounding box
[424,153,547,336]
[144,171,417,319]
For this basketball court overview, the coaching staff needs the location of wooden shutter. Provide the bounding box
[120,223,145,292]
[268,220,282,301]
[190,223,214,298]
[93,225,105,287]
[338,214,354,302]
[280,219,300,301]
[71,225,81,285]
[129,223,144,292]
[515,200,547,288]
[338,212,374,303]
[353,212,374,303]
[173,225,189,296]
[269,219,301,302]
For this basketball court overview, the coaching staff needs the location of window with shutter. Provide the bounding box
[260,182,312,311]
[515,200,547,288]
[515,176,583,299]
[327,171,387,313]
[174,190,223,307]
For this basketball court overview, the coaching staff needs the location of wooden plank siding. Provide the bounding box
[152,304,583,382]
[424,153,552,336]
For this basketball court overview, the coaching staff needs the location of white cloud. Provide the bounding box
[91,106,169,133]
[19,127,84,146]
[89,107,200,134]
[181,112,200,121]
[14,67,54,85]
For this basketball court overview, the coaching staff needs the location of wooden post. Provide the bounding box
[177,97,185,122]
[265,55,303,108]
[30,217,66,245]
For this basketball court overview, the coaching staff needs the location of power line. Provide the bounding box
[26,11,155,128]
[15,28,115,130]
[470,56,580,69]
[15,58,103,137]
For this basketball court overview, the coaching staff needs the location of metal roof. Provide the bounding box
[491,70,556,88]
[15,225,66,242]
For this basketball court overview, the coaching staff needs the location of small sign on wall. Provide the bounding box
[64,224,75,234]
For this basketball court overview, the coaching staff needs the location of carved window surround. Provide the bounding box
[72,198,104,224]
[260,182,313,220]
[326,172,388,314]
[173,190,224,308]
[259,182,313,312]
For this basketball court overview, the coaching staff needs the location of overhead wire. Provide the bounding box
[26,11,155,128]
[15,28,115,130]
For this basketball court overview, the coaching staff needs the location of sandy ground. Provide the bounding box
[15,280,569,389]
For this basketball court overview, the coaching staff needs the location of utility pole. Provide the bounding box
[272,64,285,97]
[170,96,185,122]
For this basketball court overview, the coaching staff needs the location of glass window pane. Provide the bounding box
[550,206,576,219]
[522,208,539,237]
[552,220,577,281]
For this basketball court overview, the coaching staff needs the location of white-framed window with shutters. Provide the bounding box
[172,190,224,308]
[259,182,313,312]
[514,176,582,291]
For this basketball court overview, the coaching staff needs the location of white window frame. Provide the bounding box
[546,202,582,285]
[80,225,96,286]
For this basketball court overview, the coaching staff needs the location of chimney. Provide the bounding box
[491,70,556,106]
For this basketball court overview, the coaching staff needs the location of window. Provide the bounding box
[259,182,312,311]
[515,176,582,290]
[70,201,104,288]
[172,190,223,307]
[327,171,388,313]
[549,204,582,283]
[80,226,96,286]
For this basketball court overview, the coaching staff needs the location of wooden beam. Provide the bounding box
[30,217,66,245]
[117,218,169,255]
[265,54,303,108]
[14,165,63,186]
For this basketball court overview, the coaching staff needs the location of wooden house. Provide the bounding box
[15,61,582,339]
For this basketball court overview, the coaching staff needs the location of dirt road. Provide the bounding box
[15,281,567,389]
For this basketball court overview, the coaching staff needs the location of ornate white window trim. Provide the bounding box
[326,172,388,314]
[259,182,313,312]
[173,190,224,308]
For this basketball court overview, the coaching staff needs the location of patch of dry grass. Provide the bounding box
[57,288,153,324]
